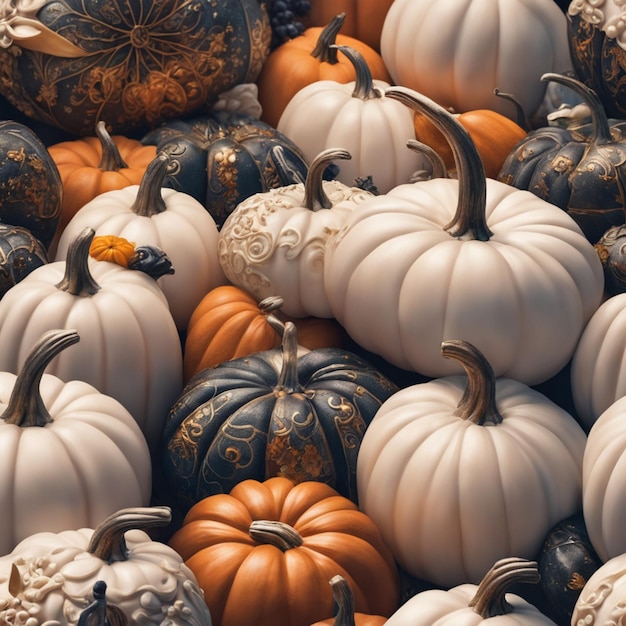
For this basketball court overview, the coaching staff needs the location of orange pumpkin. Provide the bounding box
[168,477,400,626]
[183,284,348,382]
[413,106,527,179]
[47,121,157,250]
[301,0,395,52]
[257,13,391,129]
[89,234,136,268]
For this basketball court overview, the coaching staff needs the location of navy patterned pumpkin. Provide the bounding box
[0,223,48,297]
[160,321,398,514]
[142,110,310,226]
[0,0,271,136]
[0,121,62,249]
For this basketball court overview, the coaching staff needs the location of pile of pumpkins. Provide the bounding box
[3,0,626,624]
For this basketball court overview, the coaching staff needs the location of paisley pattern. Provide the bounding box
[0,0,271,135]
[161,346,398,512]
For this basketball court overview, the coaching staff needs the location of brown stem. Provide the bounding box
[87,506,172,562]
[269,145,306,186]
[441,340,502,426]
[248,520,303,551]
[331,45,382,100]
[385,86,492,241]
[129,152,170,217]
[0,329,80,427]
[275,321,303,393]
[55,227,101,296]
[541,72,613,145]
[310,13,346,64]
[259,295,287,338]
[493,89,530,132]
[95,121,129,171]
[328,575,356,626]
[406,138,448,179]
[303,148,351,211]
[468,557,541,617]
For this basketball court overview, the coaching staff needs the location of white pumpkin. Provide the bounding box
[54,152,226,330]
[323,86,604,385]
[0,227,183,454]
[217,148,374,318]
[0,328,152,555]
[356,340,587,588]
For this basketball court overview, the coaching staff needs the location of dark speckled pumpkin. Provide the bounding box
[142,110,310,227]
[0,121,62,249]
[0,223,48,297]
[160,321,398,514]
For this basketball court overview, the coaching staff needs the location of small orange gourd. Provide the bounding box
[89,235,136,268]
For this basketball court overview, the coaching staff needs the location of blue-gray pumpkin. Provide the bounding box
[0,0,271,136]
[160,321,398,514]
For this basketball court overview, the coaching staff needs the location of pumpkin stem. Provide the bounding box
[249,519,304,551]
[0,329,80,427]
[385,86,493,241]
[331,45,382,100]
[129,152,171,217]
[541,72,613,145]
[304,148,352,211]
[468,557,540,618]
[269,145,306,186]
[441,340,502,426]
[328,575,357,626]
[406,139,448,180]
[310,13,346,65]
[493,89,530,132]
[259,295,287,337]
[87,506,172,563]
[95,121,129,171]
[55,227,102,296]
[275,321,303,393]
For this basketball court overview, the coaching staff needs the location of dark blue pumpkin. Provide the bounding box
[160,321,398,514]
[0,121,62,249]
[0,0,271,136]
[0,223,48,298]
[142,110,310,227]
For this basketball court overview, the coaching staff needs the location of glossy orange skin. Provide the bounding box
[183,284,348,382]
[169,477,400,626]
[257,25,391,129]
[413,109,527,179]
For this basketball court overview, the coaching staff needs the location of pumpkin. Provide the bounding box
[569,292,626,430]
[384,557,557,625]
[183,285,348,382]
[54,151,226,331]
[497,72,626,245]
[0,506,213,625]
[168,476,400,626]
[47,121,157,251]
[379,0,572,123]
[277,46,427,194]
[571,549,626,624]
[322,85,604,385]
[0,120,62,250]
[567,0,626,119]
[311,575,388,626]
[257,13,392,129]
[160,320,398,512]
[357,339,587,588]
[89,234,137,268]
[0,227,183,455]
[141,110,310,228]
[0,223,48,298]
[0,328,152,555]
[217,148,374,319]
[0,0,271,136]
[537,511,603,626]
[594,223,626,295]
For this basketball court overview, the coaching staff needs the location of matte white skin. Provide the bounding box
[218,180,373,318]
[54,186,226,330]
[323,179,604,385]
[385,584,557,625]
[380,0,572,120]
[581,394,626,562]
[572,551,626,625]
[356,377,587,588]
[277,79,428,194]
[0,527,213,625]
[0,374,152,555]
[0,259,183,453]
[571,293,626,430]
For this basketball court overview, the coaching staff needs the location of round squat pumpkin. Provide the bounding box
[0,0,272,136]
